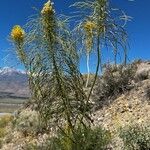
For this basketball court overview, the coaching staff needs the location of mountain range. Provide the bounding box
[0,67,29,99]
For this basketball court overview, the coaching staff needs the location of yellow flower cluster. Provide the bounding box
[11,25,25,42]
[41,0,54,16]
[84,21,96,33]
[83,21,96,52]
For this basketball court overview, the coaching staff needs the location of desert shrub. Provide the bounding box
[135,67,150,81]
[134,60,150,81]
[13,109,42,136]
[0,128,5,139]
[23,143,39,150]
[119,123,150,150]
[25,125,111,150]
[0,140,2,149]
[0,114,13,128]
[0,114,13,138]
[94,63,136,108]
[0,131,8,149]
[144,84,150,101]
[24,126,111,150]
[0,115,13,148]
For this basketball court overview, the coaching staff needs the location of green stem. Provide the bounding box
[80,35,101,125]
[52,54,75,150]
[87,35,100,102]
[124,45,127,66]
[52,53,73,132]
[86,54,90,88]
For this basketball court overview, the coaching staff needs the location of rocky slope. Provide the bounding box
[92,61,150,129]
[92,61,150,149]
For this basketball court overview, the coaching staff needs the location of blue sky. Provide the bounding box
[0,0,150,72]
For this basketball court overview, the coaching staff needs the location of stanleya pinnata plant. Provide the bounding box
[11,0,91,149]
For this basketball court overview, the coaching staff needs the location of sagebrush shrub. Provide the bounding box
[0,115,13,148]
[119,123,150,150]
[0,115,13,128]
[13,109,41,136]
[24,125,111,150]
[94,63,136,109]
[144,84,150,101]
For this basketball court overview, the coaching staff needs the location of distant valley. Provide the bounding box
[0,67,29,98]
[0,67,29,112]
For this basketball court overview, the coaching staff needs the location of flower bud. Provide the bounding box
[41,0,54,16]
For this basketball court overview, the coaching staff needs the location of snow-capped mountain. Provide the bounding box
[0,67,29,98]
[0,67,25,76]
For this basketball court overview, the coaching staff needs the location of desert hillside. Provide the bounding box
[92,61,150,129]
[0,0,150,149]
[0,60,149,150]
[92,61,150,149]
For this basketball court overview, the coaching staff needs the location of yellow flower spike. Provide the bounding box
[41,0,54,16]
[11,25,25,42]
[83,21,96,87]
[83,21,96,51]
